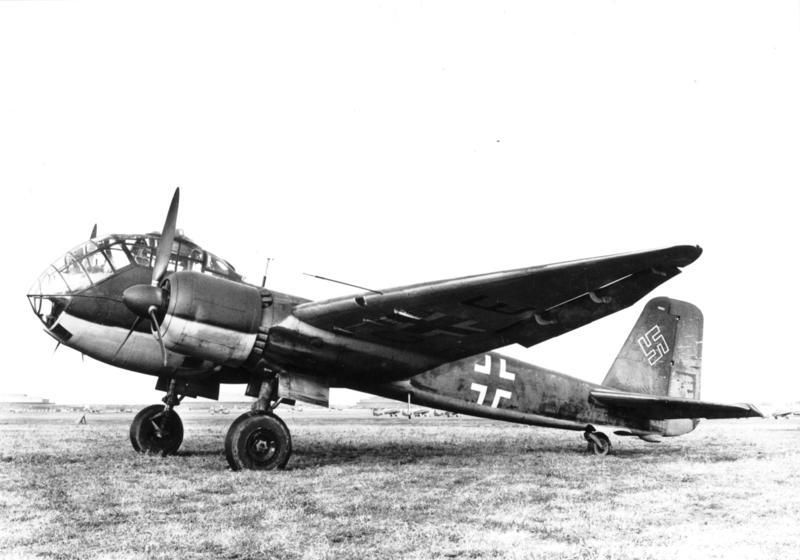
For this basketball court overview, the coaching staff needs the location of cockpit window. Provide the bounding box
[54,252,92,293]
[90,234,241,281]
[79,250,114,284]
[34,265,70,297]
[31,238,130,299]
[104,245,133,272]
[206,253,233,277]
[86,236,133,273]
[70,240,98,261]
[74,237,135,284]
[166,238,205,273]
[123,236,155,267]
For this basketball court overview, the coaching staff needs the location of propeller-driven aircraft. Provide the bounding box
[27,189,762,470]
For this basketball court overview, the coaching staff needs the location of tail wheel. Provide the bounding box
[586,432,611,456]
[130,404,184,456]
[225,412,291,471]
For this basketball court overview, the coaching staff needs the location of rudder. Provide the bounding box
[602,297,703,399]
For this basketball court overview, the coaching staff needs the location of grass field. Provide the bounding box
[1,408,798,560]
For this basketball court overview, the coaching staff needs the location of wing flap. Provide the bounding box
[510,267,679,347]
[590,389,764,420]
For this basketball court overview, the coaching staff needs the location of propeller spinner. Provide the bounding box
[114,188,180,367]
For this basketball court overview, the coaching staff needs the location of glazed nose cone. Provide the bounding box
[28,251,92,327]
[28,265,73,328]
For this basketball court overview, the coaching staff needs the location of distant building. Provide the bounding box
[0,393,51,405]
[352,396,403,409]
[0,393,53,412]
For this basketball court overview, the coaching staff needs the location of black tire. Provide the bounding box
[130,404,184,456]
[225,412,291,471]
[586,432,611,456]
[226,410,290,444]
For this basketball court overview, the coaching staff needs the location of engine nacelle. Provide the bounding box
[160,271,264,365]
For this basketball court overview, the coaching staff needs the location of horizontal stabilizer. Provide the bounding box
[590,389,764,420]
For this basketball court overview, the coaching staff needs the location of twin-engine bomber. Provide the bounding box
[27,189,762,470]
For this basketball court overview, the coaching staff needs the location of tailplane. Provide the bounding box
[595,297,761,437]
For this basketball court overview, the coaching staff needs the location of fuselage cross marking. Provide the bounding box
[470,354,515,408]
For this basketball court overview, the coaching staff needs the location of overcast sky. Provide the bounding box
[1,1,799,406]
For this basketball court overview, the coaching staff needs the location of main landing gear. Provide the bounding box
[584,427,611,456]
[130,380,184,456]
[224,379,292,471]
[128,377,293,470]
[224,411,291,470]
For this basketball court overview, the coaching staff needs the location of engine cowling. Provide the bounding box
[159,271,264,365]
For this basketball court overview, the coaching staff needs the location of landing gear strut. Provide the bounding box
[584,427,611,456]
[224,377,292,471]
[130,380,184,456]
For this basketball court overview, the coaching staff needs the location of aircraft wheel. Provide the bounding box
[130,404,184,456]
[224,410,289,437]
[586,432,611,456]
[225,412,292,471]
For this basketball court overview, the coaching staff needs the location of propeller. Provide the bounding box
[112,316,142,363]
[114,187,180,367]
[152,188,179,287]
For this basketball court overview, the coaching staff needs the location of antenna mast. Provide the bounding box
[302,273,383,295]
[261,258,273,288]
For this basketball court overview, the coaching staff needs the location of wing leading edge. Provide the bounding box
[293,245,702,364]
[590,389,764,420]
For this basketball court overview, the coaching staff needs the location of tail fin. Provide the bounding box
[602,297,703,399]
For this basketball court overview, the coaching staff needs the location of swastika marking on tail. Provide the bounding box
[637,325,670,366]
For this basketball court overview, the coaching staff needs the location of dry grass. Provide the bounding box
[1,409,798,559]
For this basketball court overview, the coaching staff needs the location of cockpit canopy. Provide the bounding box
[33,233,241,297]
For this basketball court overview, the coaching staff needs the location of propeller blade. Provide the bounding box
[90,224,97,239]
[148,308,168,368]
[152,187,180,286]
[113,316,142,363]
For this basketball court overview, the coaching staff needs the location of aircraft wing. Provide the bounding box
[293,245,701,364]
[589,389,764,419]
